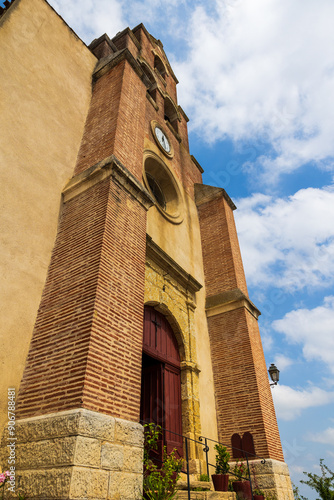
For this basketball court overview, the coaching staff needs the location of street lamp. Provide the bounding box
[268,363,280,386]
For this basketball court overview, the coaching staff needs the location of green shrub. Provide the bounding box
[214,444,230,474]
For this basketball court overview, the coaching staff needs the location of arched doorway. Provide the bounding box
[140,305,183,460]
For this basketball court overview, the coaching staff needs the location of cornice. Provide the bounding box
[191,155,204,174]
[146,235,203,295]
[62,155,154,211]
[112,27,141,50]
[180,360,201,374]
[89,33,118,53]
[93,47,143,82]
[178,105,189,123]
[194,184,237,211]
[206,289,261,320]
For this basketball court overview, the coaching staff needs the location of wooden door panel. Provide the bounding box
[141,306,183,459]
[141,361,164,465]
[164,364,183,458]
[141,362,163,426]
[143,306,180,367]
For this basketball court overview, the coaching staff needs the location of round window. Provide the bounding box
[143,153,183,224]
[146,173,166,210]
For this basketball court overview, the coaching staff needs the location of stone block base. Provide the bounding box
[1,409,144,500]
[248,459,294,500]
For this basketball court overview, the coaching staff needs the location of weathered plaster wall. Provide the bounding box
[0,0,96,432]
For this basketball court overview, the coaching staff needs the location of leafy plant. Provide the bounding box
[232,459,249,480]
[300,459,334,500]
[250,463,264,495]
[199,473,210,482]
[143,423,161,462]
[228,479,235,491]
[0,471,10,500]
[293,483,303,500]
[142,423,183,500]
[214,444,230,474]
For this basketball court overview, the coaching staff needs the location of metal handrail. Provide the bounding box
[199,435,266,499]
[141,421,266,500]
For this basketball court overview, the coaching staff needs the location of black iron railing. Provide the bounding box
[0,0,16,17]
[198,434,266,499]
[141,421,266,500]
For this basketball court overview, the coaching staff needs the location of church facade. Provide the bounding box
[0,0,293,498]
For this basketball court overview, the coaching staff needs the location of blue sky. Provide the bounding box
[6,0,334,497]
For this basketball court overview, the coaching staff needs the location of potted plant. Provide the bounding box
[253,489,265,500]
[211,444,230,491]
[231,460,252,500]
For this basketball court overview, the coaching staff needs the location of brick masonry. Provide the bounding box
[16,159,151,422]
[74,58,146,180]
[195,184,284,462]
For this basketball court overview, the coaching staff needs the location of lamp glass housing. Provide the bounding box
[268,363,280,384]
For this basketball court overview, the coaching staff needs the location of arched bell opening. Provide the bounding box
[140,61,158,102]
[154,55,166,80]
[164,96,179,133]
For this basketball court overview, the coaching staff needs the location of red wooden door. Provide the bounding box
[141,360,164,464]
[141,306,183,459]
[164,363,183,458]
[141,361,164,426]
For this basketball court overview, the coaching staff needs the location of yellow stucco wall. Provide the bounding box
[0,0,96,432]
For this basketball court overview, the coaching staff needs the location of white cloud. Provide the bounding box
[272,296,334,371]
[289,465,306,475]
[174,0,334,181]
[47,0,192,45]
[308,427,334,446]
[44,1,334,182]
[274,354,294,371]
[48,0,125,42]
[272,384,334,421]
[235,185,334,290]
[46,0,334,183]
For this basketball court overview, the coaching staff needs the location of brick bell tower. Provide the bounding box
[6,20,293,500]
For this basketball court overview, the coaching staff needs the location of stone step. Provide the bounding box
[176,480,213,491]
[176,492,237,499]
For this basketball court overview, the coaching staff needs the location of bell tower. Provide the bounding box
[1,6,293,498]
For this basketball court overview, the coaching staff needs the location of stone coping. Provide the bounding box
[2,408,143,446]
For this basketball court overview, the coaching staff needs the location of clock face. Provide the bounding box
[155,126,171,153]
